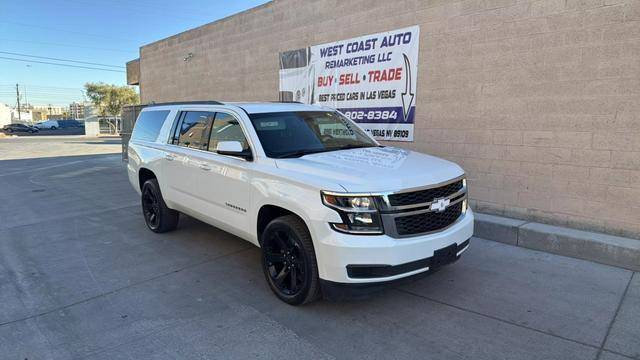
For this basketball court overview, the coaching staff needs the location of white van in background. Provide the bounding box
[35,120,59,130]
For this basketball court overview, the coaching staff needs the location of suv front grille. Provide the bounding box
[393,202,463,236]
[388,180,463,207]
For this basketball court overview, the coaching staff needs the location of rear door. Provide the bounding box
[162,110,215,215]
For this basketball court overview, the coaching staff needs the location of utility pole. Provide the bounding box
[15,83,21,122]
[23,85,28,110]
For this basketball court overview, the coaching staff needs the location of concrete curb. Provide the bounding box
[474,213,640,272]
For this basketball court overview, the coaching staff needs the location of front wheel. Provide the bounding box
[50,126,57,130]
[261,215,321,305]
[141,179,179,233]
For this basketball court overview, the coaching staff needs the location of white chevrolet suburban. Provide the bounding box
[127,101,473,305]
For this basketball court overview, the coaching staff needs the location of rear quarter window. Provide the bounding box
[131,110,170,142]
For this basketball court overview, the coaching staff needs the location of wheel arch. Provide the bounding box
[138,167,157,191]
[256,204,309,245]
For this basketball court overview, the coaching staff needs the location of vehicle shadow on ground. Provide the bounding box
[64,140,122,145]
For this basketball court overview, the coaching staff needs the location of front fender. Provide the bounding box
[250,177,342,246]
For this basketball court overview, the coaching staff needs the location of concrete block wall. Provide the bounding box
[138,0,640,238]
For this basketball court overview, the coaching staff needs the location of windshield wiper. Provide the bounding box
[274,144,379,158]
[273,148,329,158]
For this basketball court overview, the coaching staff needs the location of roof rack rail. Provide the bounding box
[145,100,224,107]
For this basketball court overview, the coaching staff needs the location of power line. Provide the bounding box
[3,21,139,43]
[0,56,126,72]
[2,90,83,94]
[0,92,82,97]
[0,92,83,97]
[0,84,84,91]
[1,88,84,94]
[0,89,83,93]
[61,0,215,23]
[0,90,84,95]
[96,0,215,19]
[0,51,125,68]
[0,38,135,54]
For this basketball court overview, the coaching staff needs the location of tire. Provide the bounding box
[5,129,11,133]
[141,178,179,233]
[260,215,321,305]
[51,126,57,130]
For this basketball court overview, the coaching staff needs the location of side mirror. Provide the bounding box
[216,141,253,161]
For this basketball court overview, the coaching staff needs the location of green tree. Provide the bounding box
[85,82,139,133]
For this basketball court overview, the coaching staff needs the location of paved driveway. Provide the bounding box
[0,137,638,360]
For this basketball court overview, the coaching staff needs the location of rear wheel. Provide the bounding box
[141,179,179,233]
[261,215,321,305]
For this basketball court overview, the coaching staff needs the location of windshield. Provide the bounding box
[249,111,378,158]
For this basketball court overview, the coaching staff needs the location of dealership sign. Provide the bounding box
[279,25,420,142]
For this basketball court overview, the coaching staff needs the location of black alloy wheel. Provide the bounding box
[142,185,161,230]
[261,215,320,305]
[264,229,305,295]
[140,178,179,233]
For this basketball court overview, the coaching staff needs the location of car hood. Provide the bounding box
[275,146,465,193]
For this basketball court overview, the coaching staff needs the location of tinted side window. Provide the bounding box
[176,111,215,150]
[131,110,170,142]
[208,113,249,152]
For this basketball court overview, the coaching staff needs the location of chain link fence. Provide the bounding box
[120,104,146,162]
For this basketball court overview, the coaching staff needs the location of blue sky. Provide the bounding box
[0,0,269,106]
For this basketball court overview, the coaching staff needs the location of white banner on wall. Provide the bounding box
[278,25,420,142]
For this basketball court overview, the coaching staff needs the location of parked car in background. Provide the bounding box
[2,123,39,133]
[35,120,59,130]
[58,119,84,128]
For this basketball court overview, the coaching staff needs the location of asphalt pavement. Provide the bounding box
[0,136,638,360]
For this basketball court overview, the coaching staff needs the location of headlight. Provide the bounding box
[321,191,383,234]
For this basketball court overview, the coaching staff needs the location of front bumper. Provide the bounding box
[319,239,469,300]
[312,208,474,284]
[346,239,469,278]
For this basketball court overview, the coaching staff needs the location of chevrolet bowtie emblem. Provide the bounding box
[430,198,450,212]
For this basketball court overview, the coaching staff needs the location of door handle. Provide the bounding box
[165,154,176,161]
[198,163,211,171]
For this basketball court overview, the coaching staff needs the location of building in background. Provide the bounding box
[0,103,11,127]
[83,103,120,136]
[126,0,640,238]
[31,108,47,122]
[0,103,33,125]
[10,109,32,123]
[69,102,86,120]
[31,105,66,120]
